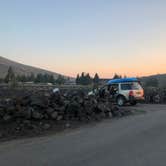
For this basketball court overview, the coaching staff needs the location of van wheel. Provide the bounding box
[117,96,125,106]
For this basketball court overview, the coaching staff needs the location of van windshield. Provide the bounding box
[121,82,142,90]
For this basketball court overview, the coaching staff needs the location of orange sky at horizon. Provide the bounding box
[3,45,166,78]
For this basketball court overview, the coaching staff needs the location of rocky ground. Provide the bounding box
[0,87,135,142]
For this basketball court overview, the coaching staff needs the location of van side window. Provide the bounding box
[121,84,132,90]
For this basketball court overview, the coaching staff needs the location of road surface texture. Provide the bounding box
[0,104,166,166]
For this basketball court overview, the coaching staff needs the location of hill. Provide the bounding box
[140,74,166,88]
[0,56,68,79]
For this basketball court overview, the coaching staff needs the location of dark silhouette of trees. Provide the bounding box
[16,75,27,82]
[35,73,43,83]
[29,73,35,82]
[4,66,15,83]
[76,74,80,84]
[85,73,92,85]
[76,72,94,85]
[16,73,59,84]
[56,75,65,85]
[92,73,100,89]
[49,74,55,84]
[3,67,68,85]
[113,73,122,79]
[93,73,100,84]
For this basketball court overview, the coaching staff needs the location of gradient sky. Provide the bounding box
[0,0,166,78]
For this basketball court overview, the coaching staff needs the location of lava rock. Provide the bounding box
[57,115,63,121]
[51,111,58,120]
[42,123,51,130]
[3,114,12,122]
[32,111,44,120]
[46,108,54,115]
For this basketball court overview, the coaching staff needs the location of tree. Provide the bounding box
[35,73,43,83]
[76,74,80,84]
[4,66,15,83]
[56,75,65,85]
[29,73,35,82]
[21,75,27,82]
[43,73,49,83]
[113,73,122,79]
[85,73,92,85]
[80,72,85,85]
[124,75,127,78]
[93,73,100,84]
[48,74,55,84]
[76,72,93,85]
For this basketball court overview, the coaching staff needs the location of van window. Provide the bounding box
[121,84,132,90]
[132,82,142,90]
[121,82,142,90]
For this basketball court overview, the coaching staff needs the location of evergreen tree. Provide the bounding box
[29,73,35,82]
[56,75,65,85]
[16,75,21,82]
[4,66,15,83]
[43,73,49,83]
[80,72,85,85]
[76,74,80,84]
[85,73,92,85]
[93,73,100,84]
[35,73,43,83]
[113,73,122,79]
[48,74,55,84]
[76,72,92,85]
[21,75,27,82]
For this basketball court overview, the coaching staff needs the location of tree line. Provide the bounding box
[1,67,160,88]
[76,72,100,85]
[75,72,124,85]
[3,66,66,85]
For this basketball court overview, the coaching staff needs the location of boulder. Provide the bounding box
[65,123,71,128]
[32,111,44,120]
[57,115,63,121]
[51,111,58,120]
[46,108,54,115]
[3,114,12,122]
[42,123,51,130]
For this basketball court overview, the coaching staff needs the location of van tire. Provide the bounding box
[117,96,125,106]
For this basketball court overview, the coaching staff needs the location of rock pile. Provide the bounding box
[144,88,166,104]
[0,88,132,139]
[0,89,131,123]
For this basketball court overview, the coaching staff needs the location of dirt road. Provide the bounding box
[129,103,166,112]
[0,104,166,166]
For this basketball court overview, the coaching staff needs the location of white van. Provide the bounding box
[107,78,144,106]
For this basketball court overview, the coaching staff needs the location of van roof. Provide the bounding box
[107,77,138,85]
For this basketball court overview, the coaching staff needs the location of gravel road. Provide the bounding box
[0,104,166,166]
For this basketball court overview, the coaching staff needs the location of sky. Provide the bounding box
[0,0,166,78]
